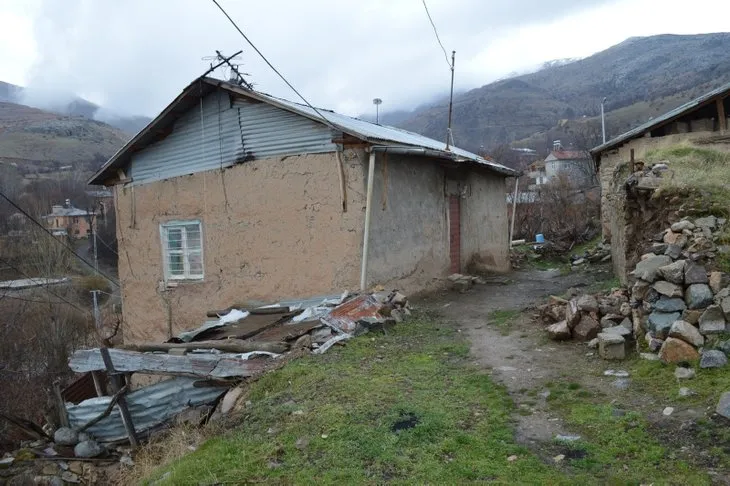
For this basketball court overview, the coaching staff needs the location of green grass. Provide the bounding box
[143,316,570,485]
[487,309,521,335]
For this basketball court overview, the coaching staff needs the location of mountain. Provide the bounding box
[0,81,151,136]
[392,33,730,155]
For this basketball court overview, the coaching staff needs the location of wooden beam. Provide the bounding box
[717,98,727,131]
[99,347,139,448]
[120,340,288,354]
[70,347,274,378]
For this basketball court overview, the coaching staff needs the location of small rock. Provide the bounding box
[648,311,682,339]
[684,262,709,285]
[700,349,728,369]
[41,464,58,475]
[658,260,686,284]
[709,272,729,294]
[679,387,695,397]
[53,427,79,446]
[587,338,599,349]
[613,378,631,390]
[555,434,581,442]
[598,333,626,360]
[620,317,633,330]
[640,352,660,361]
[674,367,696,380]
[67,462,83,475]
[695,215,717,230]
[604,369,629,377]
[633,255,672,282]
[699,305,727,334]
[565,299,581,328]
[507,455,518,462]
[664,244,683,260]
[604,325,632,338]
[682,309,703,325]
[0,457,13,469]
[669,320,704,347]
[659,337,700,363]
[576,294,599,313]
[685,284,714,310]
[219,387,244,415]
[293,334,312,350]
[295,437,309,450]
[553,454,565,463]
[672,220,695,232]
[61,471,80,484]
[663,407,674,416]
[74,440,104,458]
[573,315,601,342]
[292,410,305,416]
[546,320,571,341]
[600,314,623,328]
[120,455,135,467]
[716,391,730,420]
[572,258,586,266]
[717,339,730,356]
[653,281,684,298]
[632,280,652,300]
[620,303,632,316]
[653,296,686,313]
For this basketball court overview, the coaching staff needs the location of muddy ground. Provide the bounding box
[420,266,730,483]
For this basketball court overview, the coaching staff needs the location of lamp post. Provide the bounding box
[373,98,382,125]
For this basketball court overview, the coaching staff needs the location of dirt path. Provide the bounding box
[421,268,730,482]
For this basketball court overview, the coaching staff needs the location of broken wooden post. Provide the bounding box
[91,371,105,397]
[717,97,727,132]
[52,380,69,428]
[99,347,139,448]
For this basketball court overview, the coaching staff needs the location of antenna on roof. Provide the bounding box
[373,98,383,125]
[201,50,254,89]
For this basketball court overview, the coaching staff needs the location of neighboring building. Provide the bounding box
[89,76,518,343]
[591,81,730,282]
[544,142,594,187]
[85,188,115,228]
[525,160,548,188]
[43,200,97,239]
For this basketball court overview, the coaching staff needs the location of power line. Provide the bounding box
[0,190,119,287]
[421,0,452,69]
[95,233,119,257]
[0,256,92,315]
[209,0,337,130]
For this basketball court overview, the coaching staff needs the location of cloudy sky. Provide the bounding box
[0,0,727,118]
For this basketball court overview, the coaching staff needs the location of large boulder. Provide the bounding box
[631,280,652,300]
[684,263,709,285]
[598,333,626,360]
[671,220,695,232]
[699,305,727,335]
[546,321,571,341]
[668,320,704,347]
[653,296,686,313]
[700,349,728,369]
[682,309,703,325]
[709,272,730,295]
[573,315,600,342]
[576,295,599,314]
[653,281,683,298]
[659,337,700,364]
[54,427,79,446]
[648,311,681,339]
[632,255,672,282]
[665,244,683,259]
[74,440,105,458]
[685,284,714,310]
[695,215,717,230]
[658,260,686,285]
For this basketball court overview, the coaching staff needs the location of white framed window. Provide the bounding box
[160,221,204,280]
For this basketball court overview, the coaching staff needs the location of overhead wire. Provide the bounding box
[0,190,120,287]
[209,0,338,130]
[421,0,452,69]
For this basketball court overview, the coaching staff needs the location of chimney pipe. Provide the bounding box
[65,199,71,207]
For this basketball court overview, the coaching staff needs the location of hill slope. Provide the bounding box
[395,33,730,154]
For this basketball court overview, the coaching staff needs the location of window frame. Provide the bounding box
[160,220,204,281]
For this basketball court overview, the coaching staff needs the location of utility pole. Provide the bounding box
[445,50,456,150]
[373,98,382,124]
[601,97,607,144]
[93,225,98,273]
[91,290,101,330]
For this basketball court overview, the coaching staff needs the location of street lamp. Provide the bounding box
[601,97,607,144]
[373,98,382,125]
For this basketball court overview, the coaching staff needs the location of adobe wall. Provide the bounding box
[114,152,366,343]
[599,131,730,283]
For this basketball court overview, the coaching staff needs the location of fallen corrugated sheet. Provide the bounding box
[176,309,297,343]
[66,377,227,443]
[69,348,271,378]
[248,321,323,343]
[321,294,383,334]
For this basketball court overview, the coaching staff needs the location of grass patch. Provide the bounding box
[139,316,571,485]
[487,309,521,335]
[544,381,710,484]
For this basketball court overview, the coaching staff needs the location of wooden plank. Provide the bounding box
[121,340,288,354]
[717,98,727,131]
[70,348,272,378]
[99,347,139,448]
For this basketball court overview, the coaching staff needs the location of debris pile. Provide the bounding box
[539,288,633,360]
[569,242,612,268]
[0,290,410,483]
[628,215,729,365]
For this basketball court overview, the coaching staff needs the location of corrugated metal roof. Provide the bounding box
[89,77,517,185]
[592,80,730,156]
[547,150,589,161]
[66,377,227,443]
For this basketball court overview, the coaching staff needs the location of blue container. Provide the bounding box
[535,233,545,244]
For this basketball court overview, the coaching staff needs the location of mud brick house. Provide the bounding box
[89,77,517,343]
[44,199,97,239]
[591,81,730,282]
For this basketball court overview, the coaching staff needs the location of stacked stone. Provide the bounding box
[630,215,730,366]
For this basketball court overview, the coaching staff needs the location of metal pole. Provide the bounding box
[91,290,101,330]
[376,104,379,124]
[601,97,606,144]
[509,177,519,247]
[446,50,455,150]
[360,151,377,291]
[93,226,98,272]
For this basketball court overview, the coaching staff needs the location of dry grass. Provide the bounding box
[113,422,216,486]
[646,145,730,196]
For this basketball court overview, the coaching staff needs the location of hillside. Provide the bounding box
[394,33,730,155]
[0,81,151,136]
[0,101,130,176]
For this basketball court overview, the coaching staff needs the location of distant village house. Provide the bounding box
[90,76,518,343]
[44,199,97,239]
